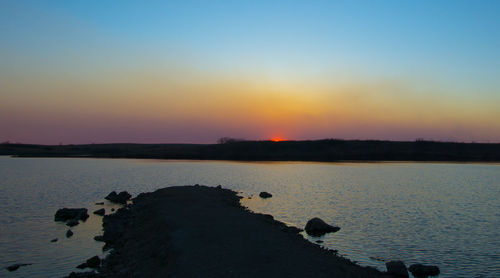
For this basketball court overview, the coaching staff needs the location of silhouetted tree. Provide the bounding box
[217,137,246,144]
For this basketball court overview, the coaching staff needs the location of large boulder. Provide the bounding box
[259,192,273,198]
[105,191,132,204]
[304,217,340,236]
[409,264,440,277]
[54,208,89,222]
[385,261,409,277]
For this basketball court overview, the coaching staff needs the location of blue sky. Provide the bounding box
[1,0,499,143]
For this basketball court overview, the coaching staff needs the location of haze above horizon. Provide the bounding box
[1,0,499,144]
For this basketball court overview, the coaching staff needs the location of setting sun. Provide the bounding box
[270,137,285,142]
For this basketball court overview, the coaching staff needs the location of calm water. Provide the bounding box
[0,156,499,278]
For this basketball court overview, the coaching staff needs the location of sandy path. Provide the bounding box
[85,186,387,278]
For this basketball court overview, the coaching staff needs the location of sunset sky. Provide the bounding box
[1,0,499,144]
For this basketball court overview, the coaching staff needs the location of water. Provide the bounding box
[0,156,498,277]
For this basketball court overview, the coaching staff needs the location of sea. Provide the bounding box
[0,156,498,277]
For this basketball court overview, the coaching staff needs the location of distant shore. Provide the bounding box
[67,185,386,278]
[2,139,500,162]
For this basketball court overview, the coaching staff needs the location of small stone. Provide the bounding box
[76,263,88,269]
[66,229,74,238]
[259,191,273,198]
[85,256,101,268]
[6,263,31,272]
[93,208,105,216]
[105,191,131,204]
[385,260,409,278]
[409,264,440,277]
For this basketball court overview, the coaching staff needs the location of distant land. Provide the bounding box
[1,139,500,162]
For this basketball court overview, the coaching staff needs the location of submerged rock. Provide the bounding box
[385,261,409,278]
[105,191,132,204]
[259,191,273,198]
[304,217,340,236]
[6,263,31,272]
[66,229,74,238]
[93,208,105,216]
[54,208,89,222]
[409,264,440,277]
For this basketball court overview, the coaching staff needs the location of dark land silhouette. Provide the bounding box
[1,139,500,162]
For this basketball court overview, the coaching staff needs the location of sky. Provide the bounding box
[1,0,499,144]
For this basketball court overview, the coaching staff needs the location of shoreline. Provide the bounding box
[4,155,500,165]
[3,140,500,163]
[68,185,388,277]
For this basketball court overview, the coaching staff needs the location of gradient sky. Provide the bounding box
[1,0,499,144]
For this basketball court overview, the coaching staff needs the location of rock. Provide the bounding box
[111,208,115,212]
[95,202,104,205]
[315,240,323,243]
[55,208,89,222]
[105,191,132,204]
[304,217,340,236]
[259,191,273,198]
[93,208,105,216]
[216,185,222,189]
[409,264,440,277]
[66,219,79,227]
[6,263,31,272]
[51,238,58,242]
[85,256,101,268]
[66,229,74,238]
[76,263,88,269]
[385,261,409,277]
[93,235,104,242]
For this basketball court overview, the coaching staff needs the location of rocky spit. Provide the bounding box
[66,185,390,278]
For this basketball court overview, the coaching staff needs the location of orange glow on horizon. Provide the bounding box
[270,137,285,142]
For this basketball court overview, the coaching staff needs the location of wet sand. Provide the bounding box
[77,185,387,277]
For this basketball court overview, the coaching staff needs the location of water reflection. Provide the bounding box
[0,157,498,277]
